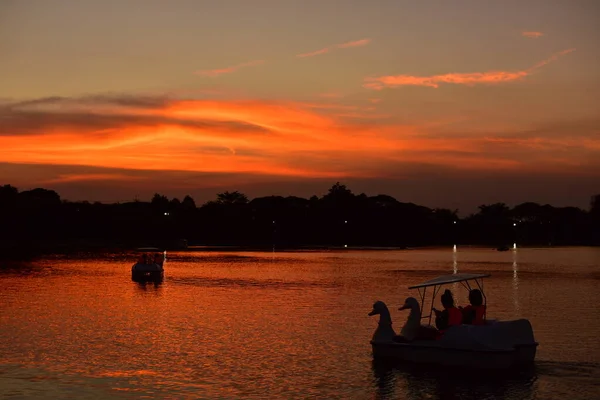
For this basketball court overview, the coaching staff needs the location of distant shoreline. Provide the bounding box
[2,239,596,261]
[2,184,598,256]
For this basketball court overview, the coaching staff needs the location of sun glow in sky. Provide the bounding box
[1,0,599,211]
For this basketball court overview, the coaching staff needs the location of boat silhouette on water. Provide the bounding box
[131,248,166,282]
[368,273,538,370]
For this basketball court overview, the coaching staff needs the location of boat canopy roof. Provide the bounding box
[409,273,490,289]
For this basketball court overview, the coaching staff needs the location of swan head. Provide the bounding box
[368,300,388,316]
[399,297,420,314]
[369,301,395,341]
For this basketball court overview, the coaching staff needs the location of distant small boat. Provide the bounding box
[496,246,510,252]
[132,251,166,282]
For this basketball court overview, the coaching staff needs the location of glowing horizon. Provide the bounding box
[1,0,598,211]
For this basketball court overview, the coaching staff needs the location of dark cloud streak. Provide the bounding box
[0,94,272,136]
[4,94,172,110]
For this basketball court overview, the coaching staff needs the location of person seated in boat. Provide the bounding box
[460,289,486,325]
[433,289,462,332]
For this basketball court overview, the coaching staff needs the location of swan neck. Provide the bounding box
[378,309,392,325]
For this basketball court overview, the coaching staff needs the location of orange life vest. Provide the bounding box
[472,305,486,325]
[462,304,486,325]
[435,307,463,340]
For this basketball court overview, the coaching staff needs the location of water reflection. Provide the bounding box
[371,360,396,399]
[135,281,163,295]
[452,246,458,274]
[1,248,599,399]
[513,248,520,314]
[371,359,537,400]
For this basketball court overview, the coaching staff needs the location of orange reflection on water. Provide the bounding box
[1,249,599,398]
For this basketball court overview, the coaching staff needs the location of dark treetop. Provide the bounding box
[1,183,599,257]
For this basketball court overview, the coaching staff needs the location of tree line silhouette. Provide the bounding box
[1,183,599,255]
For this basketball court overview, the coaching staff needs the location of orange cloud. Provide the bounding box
[296,48,330,58]
[1,95,597,185]
[298,102,358,111]
[527,48,576,70]
[364,71,528,89]
[337,39,371,48]
[196,60,265,77]
[296,38,371,58]
[364,48,576,90]
[522,31,544,38]
[334,112,391,119]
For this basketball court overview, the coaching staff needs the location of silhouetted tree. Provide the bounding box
[370,194,398,208]
[462,203,513,245]
[323,182,354,201]
[591,194,600,214]
[478,203,510,219]
[182,195,196,210]
[0,184,18,198]
[432,208,458,223]
[589,194,600,244]
[0,184,18,208]
[0,182,597,253]
[151,193,169,212]
[216,191,248,205]
[19,188,61,207]
[169,198,181,210]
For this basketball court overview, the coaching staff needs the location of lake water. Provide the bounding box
[1,247,599,399]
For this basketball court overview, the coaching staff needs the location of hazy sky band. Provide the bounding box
[0,0,598,211]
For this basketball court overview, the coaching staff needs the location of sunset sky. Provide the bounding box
[1,0,599,213]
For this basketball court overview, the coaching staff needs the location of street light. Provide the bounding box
[452,221,458,250]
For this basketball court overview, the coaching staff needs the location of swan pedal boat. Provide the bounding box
[369,273,538,370]
[131,249,166,282]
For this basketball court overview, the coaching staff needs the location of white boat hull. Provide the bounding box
[371,318,538,370]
